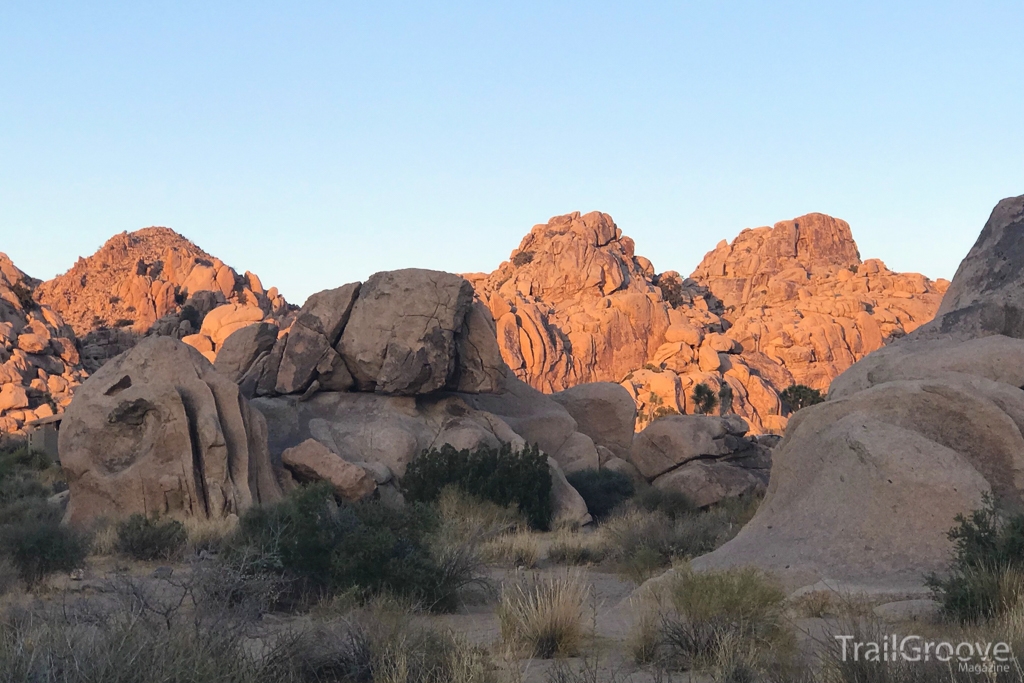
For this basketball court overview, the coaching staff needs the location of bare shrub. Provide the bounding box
[498,569,591,658]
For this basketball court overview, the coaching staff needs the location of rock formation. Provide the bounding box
[690,194,1024,592]
[691,212,947,390]
[34,227,291,372]
[470,210,944,434]
[0,253,86,438]
[59,336,284,525]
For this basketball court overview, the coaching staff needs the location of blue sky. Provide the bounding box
[2,2,1021,303]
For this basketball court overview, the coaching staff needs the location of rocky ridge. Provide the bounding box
[470,210,945,433]
[35,227,292,372]
[0,253,86,438]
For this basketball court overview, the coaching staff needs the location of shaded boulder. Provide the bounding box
[550,382,637,460]
[59,336,283,526]
[628,414,749,481]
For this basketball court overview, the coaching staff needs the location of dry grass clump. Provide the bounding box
[630,566,794,677]
[498,569,591,658]
[184,514,239,555]
[482,530,540,568]
[547,531,607,566]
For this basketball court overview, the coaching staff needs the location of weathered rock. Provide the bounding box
[628,414,747,480]
[603,456,645,486]
[693,196,1024,591]
[281,438,376,502]
[59,336,283,525]
[550,382,637,460]
[35,228,291,373]
[470,210,942,434]
[652,458,767,508]
[0,253,85,435]
[214,322,278,384]
[254,390,526,479]
[549,456,593,527]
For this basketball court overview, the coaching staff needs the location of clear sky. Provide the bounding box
[2,2,1022,303]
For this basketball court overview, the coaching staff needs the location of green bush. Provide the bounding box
[779,384,825,412]
[691,383,718,415]
[115,514,188,561]
[0,499,89,585]
[927,494,1024,622]
[224,483,471,611]
[565,469,634,520]
[402,443,552,530]
[512,250,534,267]
[635,486,695,519]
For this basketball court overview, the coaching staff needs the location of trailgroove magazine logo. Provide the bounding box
[835,635,1016,674]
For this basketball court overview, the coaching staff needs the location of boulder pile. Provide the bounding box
[690,194,1024,592]
[59,266,772,529]
[0,253,86,439]
[468,211,945,433]
[34,227,292,372]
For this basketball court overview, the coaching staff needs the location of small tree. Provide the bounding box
[691,383,719,416]
[779,384,825,413]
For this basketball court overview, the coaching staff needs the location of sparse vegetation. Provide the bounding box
[222,483,480,611]
[691,382,719,415]
[565,469,634,521]
[512,250,535,267]
[498,569,591,658]
[482,530,539,568]
[548,531,607,566]
[633,566,793,675]
[779,384,825,412]
[115,514,188,561]
[927,493,1024,622]
[718,382,733,415]
[403,443,552,530]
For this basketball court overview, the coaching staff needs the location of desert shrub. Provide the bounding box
[184,514,239,556]
[224,483,475,611]
[657,277,685,308]
[601,508,728,583]
[548,532,607,566]
[403,443,552,530]
[635,567,793,674]
[115,514,188,561]
[512,250,535,267]
[691,382,719,415]
[0,557,20,597]
[0,500,89,585]
[927,494,1024,622]
[498,569,591,658]
[779,384,825,412]
[634,486,695,519]
[565,469,634,520]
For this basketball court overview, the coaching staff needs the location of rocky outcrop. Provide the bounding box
[240,270,505,399]
[35,228,292,372]
[470,211,944,434]
[0,253,86,437]
[59,336,283,525]
[550,382,637,461]
[691,194,1024,592]
[690,213,947,391]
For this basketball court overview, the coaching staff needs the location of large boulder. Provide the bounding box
[628,414,749,480]
[550,382,637,460]
[337,269,501,395]
[59,336,283,525]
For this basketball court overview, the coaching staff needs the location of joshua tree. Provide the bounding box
[691,382,719,415]
[779,384,825,413]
